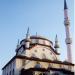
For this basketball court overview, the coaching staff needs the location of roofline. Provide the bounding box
[2,55,16,70]
[2,55,74,70]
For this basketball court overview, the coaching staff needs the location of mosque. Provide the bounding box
[2,0,74,75]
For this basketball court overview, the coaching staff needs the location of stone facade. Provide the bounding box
[2,36,74,75]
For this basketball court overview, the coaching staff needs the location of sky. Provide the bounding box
[0,0,74,74]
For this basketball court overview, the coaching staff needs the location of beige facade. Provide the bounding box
[2,55,74,75]
[2,36,74,75]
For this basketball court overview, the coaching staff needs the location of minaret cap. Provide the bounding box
[64,0,68,9]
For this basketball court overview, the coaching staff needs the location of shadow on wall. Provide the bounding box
[20,68,33,75]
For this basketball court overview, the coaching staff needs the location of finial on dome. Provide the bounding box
[36,32,37,36]
[17,39,20,48]
[25,27,30,48]
[26,27,30,39]
[15,39,20,53]
[54,34,59,51]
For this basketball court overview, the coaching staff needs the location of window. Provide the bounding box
[22,59,25,66]
[7,73,8,75]
[36,39,39,43]
[43,40,45,45]
[45,40,50,45]
[39,39,43,44]
[10,64,11,69]
[12,69,14,75]
[59,64,62,68]
[10,71,11,75]
[32,39,36,43]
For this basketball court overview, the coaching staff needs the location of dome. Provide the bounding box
[30,35,53,46]
[20,35,53,47]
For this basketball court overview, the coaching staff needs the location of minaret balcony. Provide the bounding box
[64,20,70,26]
[65,38,72,44]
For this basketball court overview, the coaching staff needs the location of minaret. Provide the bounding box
[54,35,59,53]
[64,0,72,62]
[25,27,30,48]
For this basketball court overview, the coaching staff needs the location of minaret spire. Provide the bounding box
[64,0,68,9]
[25,27,30,48]
[26,27,30,39]
[36,32,37,36]
[64,0,72,62]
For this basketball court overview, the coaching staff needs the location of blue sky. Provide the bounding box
[0,0,74,74]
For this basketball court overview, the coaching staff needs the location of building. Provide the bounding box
[2,0,74,75]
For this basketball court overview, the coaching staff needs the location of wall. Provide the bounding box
[2,59,16,75]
